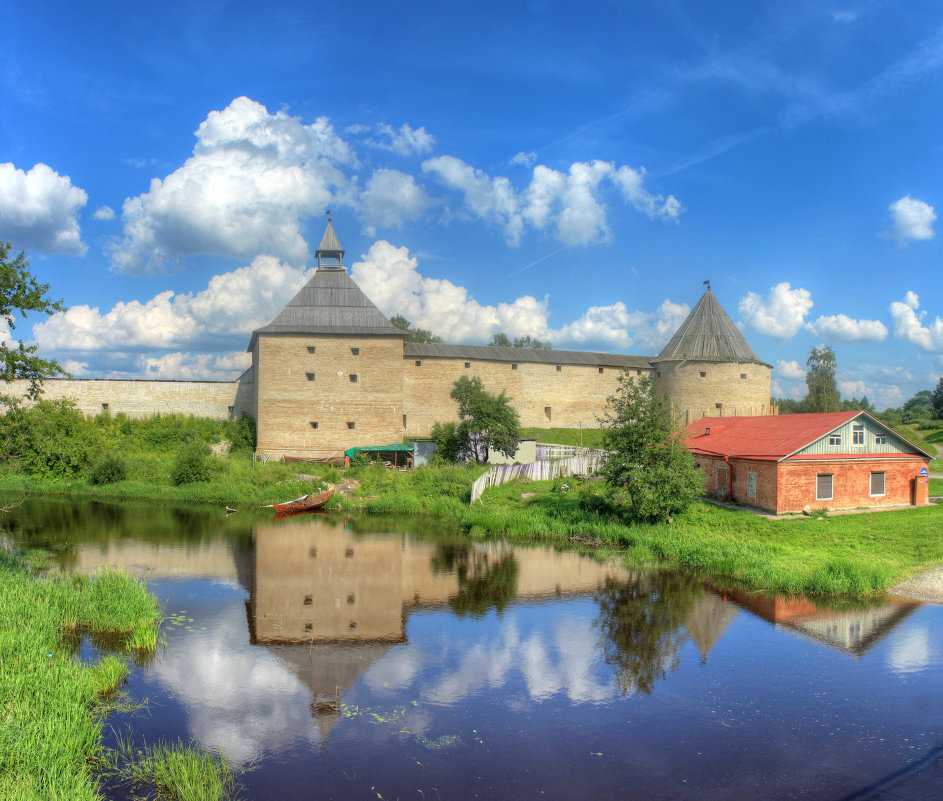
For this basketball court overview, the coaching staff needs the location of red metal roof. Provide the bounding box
[685,411,877,461]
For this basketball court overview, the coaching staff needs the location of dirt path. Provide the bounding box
[888,566,943,604]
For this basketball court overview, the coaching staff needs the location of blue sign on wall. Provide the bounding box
[920,466,929,476]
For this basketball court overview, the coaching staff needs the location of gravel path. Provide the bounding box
[888,566,943,604]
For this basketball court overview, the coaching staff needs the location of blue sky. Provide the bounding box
[1,0,941,408]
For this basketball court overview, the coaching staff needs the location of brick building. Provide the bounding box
[685,411,931,514]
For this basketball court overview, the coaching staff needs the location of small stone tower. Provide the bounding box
[651,287,771,424]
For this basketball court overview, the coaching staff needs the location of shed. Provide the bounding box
[685,412,931,514]
[344,444,414,468]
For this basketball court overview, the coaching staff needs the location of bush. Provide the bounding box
[90,454,128,485]
[0,398,95,478]
[170,442,212,485]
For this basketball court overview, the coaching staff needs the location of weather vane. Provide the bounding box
[325,209,332,222]
[704,279,711,289]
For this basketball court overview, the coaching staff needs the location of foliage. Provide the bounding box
[90,454,128,485]
[0,240,67,401]
[488,332,550,348]
[488,332,512,347]
[431,545,520,617]
[430,420,465,463]
[389,314,444,343]
[804,345,840,412]
[599,373,703,523]
[519,427,607,448]
[0,398,93,478]
[170,441,212,485]
[933,378,943,419]
[446,375,521,463]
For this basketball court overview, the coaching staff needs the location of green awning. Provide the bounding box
[344,444,414,459]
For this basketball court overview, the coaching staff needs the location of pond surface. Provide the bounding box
[5,497,943,800]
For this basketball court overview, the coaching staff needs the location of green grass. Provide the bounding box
[0,551,236,800]
[930,478,943,495]
[335,467,943,597]
[520,427,607,448]
[108,738,238,801]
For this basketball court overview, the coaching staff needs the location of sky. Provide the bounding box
[1,0,941,410]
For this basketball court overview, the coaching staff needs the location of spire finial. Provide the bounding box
[703,279,711,290]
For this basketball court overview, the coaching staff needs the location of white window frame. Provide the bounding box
[852,423,865,446]
[747,471,757,499]
[816,473,833,501]
[870,471,885,497]
[875,433,887,445]
[828,434,841,446]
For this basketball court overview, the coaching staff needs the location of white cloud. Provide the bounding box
[838,379,868,397]
[889,291,943,352]
[109,97,355,272]
[93,205,115,221]
[832,11,859,23]
[887,627,931,674]
[886,195,936,242]
[805,314,888,343]
[776,359,806,380]
[510,151,537,167]
[33,255,308,356]
[423,156,682,246]
[359,168,434,234]
[357,123,435,156]
[555,299,689,353]
[0,162,88,255]
[738,282,813,340]
[139,351,251,380]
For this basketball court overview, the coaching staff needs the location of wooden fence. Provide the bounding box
[469,446,608,505]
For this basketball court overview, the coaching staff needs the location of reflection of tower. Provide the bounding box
[684,592,739,662]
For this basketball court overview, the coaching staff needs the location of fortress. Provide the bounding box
[19,221,773,459]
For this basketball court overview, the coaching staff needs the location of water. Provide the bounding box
[5,496,943,800]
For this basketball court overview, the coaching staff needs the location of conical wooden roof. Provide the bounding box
[653,288,766,364]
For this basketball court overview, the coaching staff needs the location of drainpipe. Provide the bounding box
[723,455,733,502]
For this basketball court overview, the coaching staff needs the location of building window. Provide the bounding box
[598,367,604,374]
[351,347,360,355]
[228,405,235,419]
[347,593,356,605]
[403,414,407,429]
[101,403,109,412]
[556,365,562,372]
[544,406,552,421]
[637,370,643,375]
[306,372,315,381]
[747,471,757,499]
[875,433,887,445]
[305,623,313,632]
[349,374,358,383]
[816,473,833,501]
[345,547,354,558]
[715,403,722,409]
[699,371,707,378]
[852,423,864,446]
[310,421,318,429]
[512,363,518,370]
[348,621,357,630]
[307,346,316,354]
[309,547,318,558]
[465,362,470,368]
[828,434,841,446]
[870,472,885,496]
[741,373,747,380]
[303,595,313,606]
[347,421,355,429]
[415,360,422,367]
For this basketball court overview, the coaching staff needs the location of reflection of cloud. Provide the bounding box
[150,600,318,763]
[363,607,616,707]
[887,627,930,674]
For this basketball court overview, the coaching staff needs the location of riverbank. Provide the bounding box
[0,550,236,800]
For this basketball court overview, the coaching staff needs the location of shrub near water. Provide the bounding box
[170,441,212,486]
[90,454,128,485]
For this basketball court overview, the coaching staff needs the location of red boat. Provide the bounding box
[267,488,334,516]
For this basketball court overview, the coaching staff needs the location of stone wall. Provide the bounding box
[402,355,649,435]
[651,360,771,424]
[254,334,406,459]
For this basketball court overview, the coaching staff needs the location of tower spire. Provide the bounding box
[316,213,345,271]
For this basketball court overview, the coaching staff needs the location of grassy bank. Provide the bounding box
[337,464,943,597]
[0,551,236,800]
[520,427,606,448]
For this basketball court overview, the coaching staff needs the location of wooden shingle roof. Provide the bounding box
[404,342,653,369]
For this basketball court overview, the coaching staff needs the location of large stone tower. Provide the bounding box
[651,287,771,424]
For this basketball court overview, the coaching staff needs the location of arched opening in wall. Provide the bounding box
[544,406,552,422]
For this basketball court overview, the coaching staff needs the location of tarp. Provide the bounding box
[344,443,414,459]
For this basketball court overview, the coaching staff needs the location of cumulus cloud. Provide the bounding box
[423,156,682,246]
[805,314,888,343]
[889,291,943,351]
[352,240,685,351]
[33,255,308,357]
[738,282,813,340]
[0,162,88,255]
[356,123,436,156]
[359,168,434,234]
[109,97,355,272]
[93,205,115,221]
[776,359,806,380]
[510,151,537,167]
[885,195,936,242]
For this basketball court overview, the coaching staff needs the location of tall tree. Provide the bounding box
[804,346,840,413]
[488,332,512,347]
[488,332,551,348]
[600,373,702,523]
[436,375,521,463]
[1,241,67,400]
[932,378,943,419]
[389,314,444,343]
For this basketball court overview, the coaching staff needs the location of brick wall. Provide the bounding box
[653,361,772,424]
[402,355,647,435]
[255,334,405,459]
[777,458,930,514]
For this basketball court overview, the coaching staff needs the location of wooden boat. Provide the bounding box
[265,488,334,516]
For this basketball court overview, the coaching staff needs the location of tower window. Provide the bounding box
[544,406,552,421]
[415,360,422,366]
[228,405,235,418]
[347,593,356,605]
[351,347,360,355]
[700,371,707,378]
[101,403,109,412]
[310,421,318,429]
[512,363,518,370]
[349,374,358,383]
[465,361,470,368]
[715,403,722,409]
[307,346,316,354]
[345,547,354,558]
[305,623,313,632]
[306,372,315,381]
[347,421,355,429]
[741,373,747,379]
[556,365,562,372]
[637,370,642,375]
[303,595,313,606]
[599,367,604,374]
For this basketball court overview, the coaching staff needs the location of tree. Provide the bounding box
[804,346,840,413]
[488,332,512,347]
[488,332,551,349]
[443,375,521,463]
[599,373,703,523]
[389,314,444,343]
[1,241,67,400]
[903,389,933,413]
[933,378,943,419]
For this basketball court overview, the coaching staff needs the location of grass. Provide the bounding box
[0,550,236,800]
[335,467,943,597]
[520,427,607,448]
